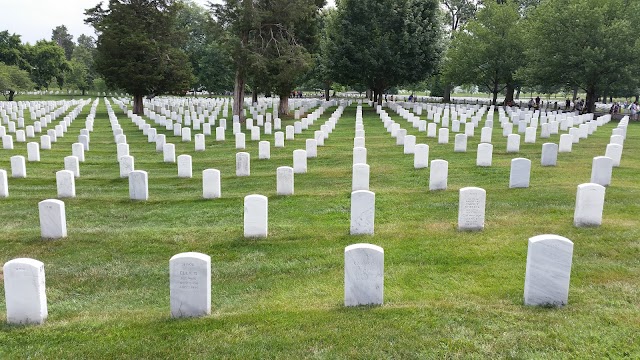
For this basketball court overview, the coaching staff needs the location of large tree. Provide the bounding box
[67,34,97,95]
[86,0,194,114]
[0,31,28,69]
[213,0,324,118]
[522,0,640,112]
[444,1,524,105]
[24,40,69,90]
[0,62,33,101]
[51,25,75,61]
[327,0,443,105]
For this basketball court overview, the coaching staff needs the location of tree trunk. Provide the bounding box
[373,89,378,104]
[8,90,15,101]
[376,88,383,106]
[443,83,452,103]
[278,92,289,116]
[585,87,597,114]
[492,82,499,106]
[82,89,86,96]
[233,68,245,121]
[572,86,578,101]
[252,88,258,105]
[366,89,372,101]
[133,94,144,114]
[505,84,515,104]
[324,84,330,101]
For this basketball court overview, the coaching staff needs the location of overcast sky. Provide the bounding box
[0,0,223,44]
[3,0,336,45]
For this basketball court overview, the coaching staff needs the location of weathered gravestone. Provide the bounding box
[277,166,294,195]
[590,156,613,187]
[414,144,429,169]
[169,252,211,318]
[352,163,370,191]
[56,170,75,198]
[353,147,367,165]
[236,152,250,176]
[129,170,149,201]
[0,169,7,197]
[509,158,531,188]
[573,183,605,227]
[11,155,26,178]
[605,143,622,167]
[454,134,467,152]
[350,190,375,235]
[39,199,67,239]
[458,187,486,231]
[476,143,493,167]
[3,258,47,324]
[244,194,268,238]
[119,155,134,178]
[177,155,193,178]
[259,141,270,160]
[524,234,573,306]
[429,159,448,191]
[293,149,307,173]
[344,243,384,307]
[541,143,558,166]
[202,169,221,199]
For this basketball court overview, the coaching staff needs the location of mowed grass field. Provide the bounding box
[0,96,638,358]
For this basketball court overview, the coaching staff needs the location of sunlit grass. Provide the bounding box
[0,97,638,358]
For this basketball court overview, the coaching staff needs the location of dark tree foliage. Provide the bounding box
[86,0,194,114]
[522,0,640,112]
[326,0,443,105]
[24,40,69,90]
[51,25,75,61]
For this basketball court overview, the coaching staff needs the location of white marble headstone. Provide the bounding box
[177,154,193,178]
[11,155,26,178]
[541,143,558,166]
[3,258,48,324]
[509,158,531,188]
[344,243,383,306]
[129,170,149,200]
[244,194,268,238]
[429,159,448,191]
[352,163,370,191]
[236,152,250,176]
[0,169,7,197]
[414,144,429,169]
[170,252,211,318]
[573,183,605,227]
[458,187,486,231]
[202,169,221,199]
[39,199,67,239]
[56,170,75,198]
[276,166,294,195]
[524,234,573,306]
[293,149,307,173]
[350,190,375,235]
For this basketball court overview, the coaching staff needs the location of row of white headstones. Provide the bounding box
[2,232,573,325]
[1,99,628,236]
[0,100,629,325]
[347,104,628,235]
[15,96,346,239]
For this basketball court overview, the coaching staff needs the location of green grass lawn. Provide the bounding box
[0,97,638,358]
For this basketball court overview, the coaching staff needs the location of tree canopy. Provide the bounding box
[86,0,194,113]
[0,62,33,101]
[444,1,524,105]
[522,0,640,112]
[326,0,443,104]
